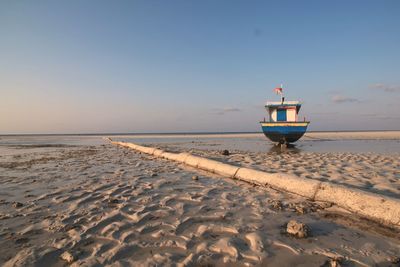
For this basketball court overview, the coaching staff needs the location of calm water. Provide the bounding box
[117,135,400,154]
[0,134,399,155]
[0,135,104,156]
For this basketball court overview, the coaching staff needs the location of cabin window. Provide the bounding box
[277,109,287,121]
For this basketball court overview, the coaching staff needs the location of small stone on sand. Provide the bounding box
[60,251,74,263]
[12,202,23,208]
[329,258,342,267]
[270,200,283,210]
[286,220,309,238]
[295,205,306,214]
[192,175,199,180]
[221,150,230,156]
[108,197,119,204]
[388,256,400,264]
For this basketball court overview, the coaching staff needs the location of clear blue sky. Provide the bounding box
[1,0,399,133]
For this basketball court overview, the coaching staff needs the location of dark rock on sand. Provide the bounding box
[388,256,400,264]
[221,150,230,156]
[329,258,342,267]
[270,199,283,210]
[286,220,309,238]
[321,258,343,267]
[107,197,119,205]
[60,251,74,263]
[12,202,23,209]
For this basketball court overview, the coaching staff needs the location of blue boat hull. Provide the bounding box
[260,122,309,144]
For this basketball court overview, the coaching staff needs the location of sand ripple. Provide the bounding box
[0,144,399,266]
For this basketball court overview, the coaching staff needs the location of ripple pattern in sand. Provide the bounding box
[1,144,399,266]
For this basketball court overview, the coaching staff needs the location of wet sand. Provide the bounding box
[120,131,400,154]
[0,136,399,266]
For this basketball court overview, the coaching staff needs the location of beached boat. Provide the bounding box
[260,86,310,144]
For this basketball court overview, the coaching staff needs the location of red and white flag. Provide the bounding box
[274,85,283,95]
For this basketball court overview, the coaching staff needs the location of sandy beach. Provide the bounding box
[0,134,399,266]
[3,0,400,265]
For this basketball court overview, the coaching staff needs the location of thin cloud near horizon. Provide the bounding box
[360,113,400,120]
[369,83,400,93]
[331,95,359,104]
[211,107,242,115]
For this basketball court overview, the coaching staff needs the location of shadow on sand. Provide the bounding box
[268,143,302,154]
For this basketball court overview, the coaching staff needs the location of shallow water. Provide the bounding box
[1,134,399,154]
[119,136,400,154]
[0,136,104,156]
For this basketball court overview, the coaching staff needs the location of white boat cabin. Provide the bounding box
[265,101,302,122]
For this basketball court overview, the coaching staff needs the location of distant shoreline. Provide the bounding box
[1,130,400,137]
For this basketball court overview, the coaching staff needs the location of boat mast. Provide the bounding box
[273,84,284,103]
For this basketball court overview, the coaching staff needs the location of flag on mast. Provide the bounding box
[274,84,283,95]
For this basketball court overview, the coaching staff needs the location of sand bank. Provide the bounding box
[305,131,400,140]
[0,138,399,266]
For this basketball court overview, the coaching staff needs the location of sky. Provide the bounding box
[1,0,400,134]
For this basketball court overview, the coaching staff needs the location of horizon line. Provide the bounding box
[1,129,400,136]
